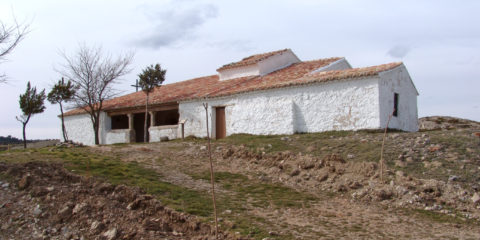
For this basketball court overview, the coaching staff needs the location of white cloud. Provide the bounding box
[135,3,218,48]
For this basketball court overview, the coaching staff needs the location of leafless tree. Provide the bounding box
[0,17,29,83]
[59,44,134,145]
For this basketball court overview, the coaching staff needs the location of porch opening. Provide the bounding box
[155,109,179,126]
[134,113,151,143]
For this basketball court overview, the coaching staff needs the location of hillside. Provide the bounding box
[1,116,479,239]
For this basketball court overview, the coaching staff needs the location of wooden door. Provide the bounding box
[215,107,226,139]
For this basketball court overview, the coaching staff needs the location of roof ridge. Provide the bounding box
[216,48,290,71]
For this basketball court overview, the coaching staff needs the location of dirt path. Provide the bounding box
[86,141,480,239]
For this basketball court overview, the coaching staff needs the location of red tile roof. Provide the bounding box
[64,55,403,116]
[217,49,290,71]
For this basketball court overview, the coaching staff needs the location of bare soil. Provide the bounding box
[1,116,480,239]
[0,162,235,240]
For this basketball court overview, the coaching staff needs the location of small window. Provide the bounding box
[393,93,399,117]
[111,115,129,129]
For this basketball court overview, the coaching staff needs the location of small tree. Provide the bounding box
[48,77,76,142]
[138,64,166,143]
[16,81,46,148]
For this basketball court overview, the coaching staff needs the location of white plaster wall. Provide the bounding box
[218,64,259,81]
[106,129,131,144]
[64,113,95,145]
[180,77,381,138]
[378,65,419,132]
[311,58,352,73]
[64,111,111,145]
[258,50,300,76]
[150,125,178,142]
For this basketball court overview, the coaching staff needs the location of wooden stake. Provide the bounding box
[380,110,395,183]
[203,102,218,239]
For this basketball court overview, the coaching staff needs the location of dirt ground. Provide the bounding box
[0,161,236,240]
[1,116,480,239]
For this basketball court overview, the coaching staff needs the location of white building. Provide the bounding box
[63,49,419,145]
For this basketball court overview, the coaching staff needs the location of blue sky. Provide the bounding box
[1,0,479,139]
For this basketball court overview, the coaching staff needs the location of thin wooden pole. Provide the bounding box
[203,102,218,239]
[380,110,395,182]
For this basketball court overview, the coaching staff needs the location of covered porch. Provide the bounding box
[105,103,181,144]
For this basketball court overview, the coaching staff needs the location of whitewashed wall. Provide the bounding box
[105,129,131,144]
[64,111,110,145]
[258,50,300,76]
[378,65,419,132]
[311,58,352,73]
[218,49,300,81]
[150,125,179,141]
[179,77,381,138]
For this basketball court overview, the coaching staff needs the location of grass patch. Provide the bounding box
[0,147,213,217]
[401,208,480,226]
[191,171,317,209]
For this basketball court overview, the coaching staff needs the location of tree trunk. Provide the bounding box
[93,115,100,145]
[22,122,27,149]
[59,102,68,142]
[144,93,149,143]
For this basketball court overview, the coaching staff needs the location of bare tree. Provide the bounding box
[1,17,29,83]
[59,44,133,145]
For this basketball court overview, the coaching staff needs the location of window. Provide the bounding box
[111,115,129,129]
[393,93,399,117]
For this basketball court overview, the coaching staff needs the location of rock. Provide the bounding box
[360,139,368,143]
[432,161,443,168]
[336,184,348,192]
[448,175,459,182]
[102,228,118,240]
[18,174,31,190]
[2,182,9,188]
[428,145,441,152]
[348,181,362,189]
[347,154,355,159]
[223,209,232,214]
[223,148,234,158]
[395,171,406,177]
[90,221,105,233]
[317,172,328,182]
[471,193,480,204]
[200,146,207,150]
[290,169,300,177]
[160,136,169,141]
[268,231,279,236]
[33,205,42,217]
[72,202,87,214]
[57,206,72,220]
[405,157,414,163]
[375,189,393,201]
[395,160,407,167]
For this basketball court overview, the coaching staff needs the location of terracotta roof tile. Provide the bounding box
[216,49,290,71]
[64,57,403,116]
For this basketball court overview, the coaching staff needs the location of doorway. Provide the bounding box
[215,107,226,139]
[134,113,150,143]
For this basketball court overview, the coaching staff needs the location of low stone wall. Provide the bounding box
[150,125,179,142]
[106,129,133,144]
